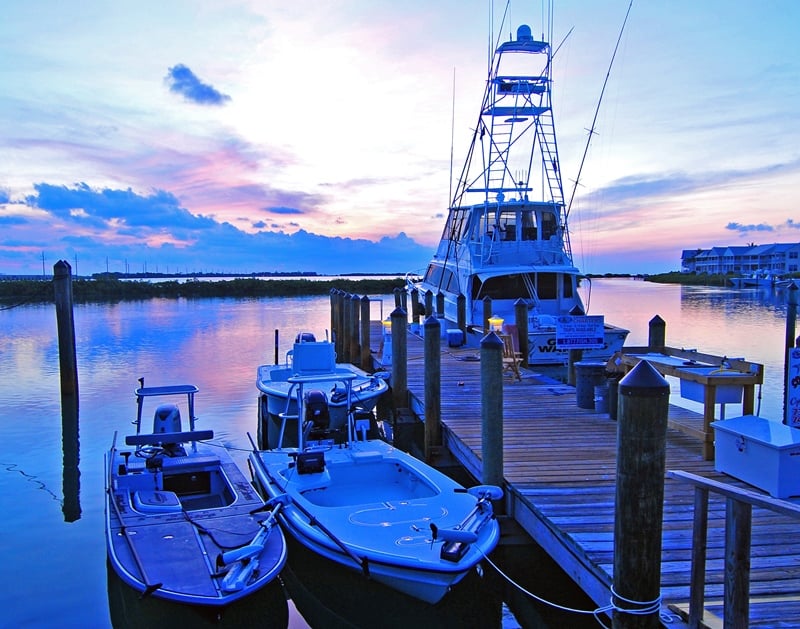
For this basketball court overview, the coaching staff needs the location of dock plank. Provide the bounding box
[374,324,800,627]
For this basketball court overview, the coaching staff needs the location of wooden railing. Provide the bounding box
[666,470,800,628]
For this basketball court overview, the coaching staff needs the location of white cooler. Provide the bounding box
[711,415,800,498]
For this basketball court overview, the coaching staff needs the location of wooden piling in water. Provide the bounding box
[424,315,441,461]
[54,260,78,398]
[360,295,371,369]
[481,332,504,487]
[349,293,360,367]
[784,282,798,423]
[390,307,408,412]
[613,360,670,629]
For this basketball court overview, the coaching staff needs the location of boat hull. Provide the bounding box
[105,440,287,607]
[249,440,500,604]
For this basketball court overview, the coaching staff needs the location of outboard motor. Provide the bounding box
[153,404,182,433]
[304,390,330,432]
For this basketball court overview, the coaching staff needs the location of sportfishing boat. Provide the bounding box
[248,373,502,604]
[256,332,388,449]
[105,381,287,607]
[410,18,628,364]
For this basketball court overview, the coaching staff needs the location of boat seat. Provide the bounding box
[292,342,336,374]
[132,489,182,514]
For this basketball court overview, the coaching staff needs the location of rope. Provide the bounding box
[481,551,679,627]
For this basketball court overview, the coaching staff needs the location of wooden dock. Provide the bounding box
[373,325,800,628]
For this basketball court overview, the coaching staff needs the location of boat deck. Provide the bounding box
[374,325,800,627]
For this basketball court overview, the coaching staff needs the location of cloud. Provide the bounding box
[0,188,9,203]
[725,222,774,233]
[7,182,431,274]
[165,64,231,106]
[26,182,216,232]
[268,206,304,215]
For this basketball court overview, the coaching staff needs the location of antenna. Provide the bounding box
[566,0,634,219]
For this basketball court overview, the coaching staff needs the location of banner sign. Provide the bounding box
[555,315,604,349]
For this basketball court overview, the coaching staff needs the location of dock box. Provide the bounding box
[711,415,800,498]
[447,329,464,347]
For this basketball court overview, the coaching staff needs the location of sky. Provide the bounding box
[1,1,799,277]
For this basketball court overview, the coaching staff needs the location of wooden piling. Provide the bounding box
[613,360,670,629]
[436,291,444,317]
[410,288,420,325]
[514,298,529,367]
[331,289,343,358]
[784,282,798,423]
[424,315,441,461]
[54,260,78,398]
[482,296,492,333]
[424,289,434,317]
[648,315,666,351]
[360,295,371,369]
[390,307,408,412]
[480,332,504,487]
[457,293,466,334]
[350,293,360,366]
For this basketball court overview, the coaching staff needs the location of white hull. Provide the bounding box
[249,439,501,604]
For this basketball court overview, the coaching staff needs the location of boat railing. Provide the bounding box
[666,470,800,627]
[472,238,568,266]
[274,373,357,450]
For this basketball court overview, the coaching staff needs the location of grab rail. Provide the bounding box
[666,470,800,627]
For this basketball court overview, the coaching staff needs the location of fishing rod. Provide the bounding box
[565,0,634,220]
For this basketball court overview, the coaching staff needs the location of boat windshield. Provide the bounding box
[473,272,574,301]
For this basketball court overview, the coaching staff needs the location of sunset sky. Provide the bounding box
[1,1,798,276]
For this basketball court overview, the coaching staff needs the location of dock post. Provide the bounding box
[613,360,669,628]
[457,293,466,335]
[390,307,408,413]
[480,332,504,488]
[393,287,402,309]
[331,289,343,358]
[784,282,798,423]
[341,292,352,363]
[436,291,444,317]
[410,288,420,326]
[514,298,529,367]
[54,260,79,399]
[567,349,583,386]
[350,293,360,367]
[54,260,81,523]
[648,315,666,351]
[482,296,492,333]
[360,295,371,370]
[424,289,434,317]
[424,315,441,461]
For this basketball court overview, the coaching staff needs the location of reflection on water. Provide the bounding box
[586,279,790,421]
[0,284,794,627]
[61,392,81,523]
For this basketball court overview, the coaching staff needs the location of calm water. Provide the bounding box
[0,279,792,627]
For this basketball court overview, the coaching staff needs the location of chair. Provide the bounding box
[501,334,522,381]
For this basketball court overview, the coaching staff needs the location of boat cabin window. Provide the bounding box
[541,211,557,240]
[521,209,537,241]
[424,264,442,287]
[473,274,534,300]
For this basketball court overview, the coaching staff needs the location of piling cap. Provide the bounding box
[480,330,504,348]
[619,360,669,398]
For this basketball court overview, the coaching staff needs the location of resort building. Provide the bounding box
[681,243,800,275]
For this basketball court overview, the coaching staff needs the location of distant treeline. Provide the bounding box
[0,276,408,305]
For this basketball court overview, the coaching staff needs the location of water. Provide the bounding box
[0,280,793,627]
